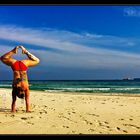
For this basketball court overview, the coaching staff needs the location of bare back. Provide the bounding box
[13,70,29,90]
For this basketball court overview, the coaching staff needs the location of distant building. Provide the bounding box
[122,77,134,80]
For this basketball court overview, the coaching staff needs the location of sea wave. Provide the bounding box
[44,87,140,93]
[0,85,12,87]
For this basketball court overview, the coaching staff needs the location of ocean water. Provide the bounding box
[0,80,140,94]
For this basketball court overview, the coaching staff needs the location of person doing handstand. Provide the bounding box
[1,46,40,112]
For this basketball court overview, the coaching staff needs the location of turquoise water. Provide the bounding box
[1,80,140,94]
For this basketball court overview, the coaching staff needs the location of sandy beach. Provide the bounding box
[0,88,140,135]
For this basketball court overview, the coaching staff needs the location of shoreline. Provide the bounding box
[1,87,140,97]
[0,87,140,97]
[0,88,140,134]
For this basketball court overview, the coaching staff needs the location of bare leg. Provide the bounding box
[1,46,19,66]
[19,46,40,67]
[25,89,31,112]
[11,90,17,112]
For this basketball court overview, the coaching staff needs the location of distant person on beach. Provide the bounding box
[1,46,40,112]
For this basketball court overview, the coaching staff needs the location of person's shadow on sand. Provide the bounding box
[0,108,11,112]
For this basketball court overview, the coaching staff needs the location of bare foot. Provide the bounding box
[26,110,32,113]
[11,110,16,113]
[19,46,27,54]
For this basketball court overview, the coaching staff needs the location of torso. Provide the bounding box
[12,60,29,90]
[13,71,29,90]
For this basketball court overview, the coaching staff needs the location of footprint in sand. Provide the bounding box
[67,112,71,115]
[52,125,56,127]
[116,126,128,133]
[122,130,128,133]
[129,118,133,121]
[20,117,34,125]
[10,114,15,118]
[78,133,83,135]
[88,128,95,132]
[39,110,47,114]
[123,124,140,129]
[83,119,93,125]
[21,116,33,120]
[63,125,69,128]
[42,109,47,114]
[44,111,47,114]
[116,127,121,131]
[119,118,124,121]
[68,100,73,102]
[27,121,34,125]
[71,130,76,133]
[103,121,109,124]
[72,111,76,114]
[98,121,110,129]
[21,117,28,120]
[48,107,55,111]
[87,113,99,117]
[105,125,110,128]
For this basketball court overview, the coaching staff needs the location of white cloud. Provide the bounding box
[0,24,140,72]
[124,7,140,17]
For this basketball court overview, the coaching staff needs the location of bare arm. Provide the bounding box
[19,46,40,67]
[25,50,40,62]
[1,46,18,66]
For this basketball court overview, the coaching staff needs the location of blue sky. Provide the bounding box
[1,5,140,80]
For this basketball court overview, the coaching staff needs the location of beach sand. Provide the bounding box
[0,88,140,135]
